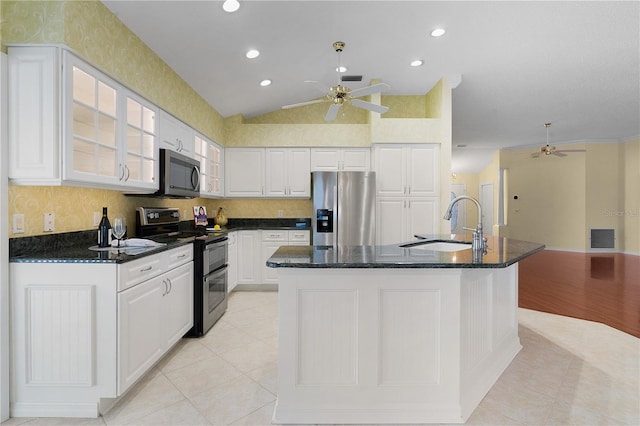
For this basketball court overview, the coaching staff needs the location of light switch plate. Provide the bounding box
[44,213,55,232]
[12,213,25,234]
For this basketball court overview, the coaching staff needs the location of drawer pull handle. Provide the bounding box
[140,266,153,272]
[177,253,187,258]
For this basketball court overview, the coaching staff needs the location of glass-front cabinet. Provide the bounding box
[64,52,157,190]
[194,133,223,198]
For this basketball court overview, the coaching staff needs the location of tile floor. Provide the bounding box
[2,291,639,426]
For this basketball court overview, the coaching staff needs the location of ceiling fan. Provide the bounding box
[531,123,586,158]
[282,41,390,121]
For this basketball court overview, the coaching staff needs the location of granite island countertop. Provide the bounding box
[267,234,545,269]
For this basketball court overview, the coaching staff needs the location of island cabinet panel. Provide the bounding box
[274,266,521,425]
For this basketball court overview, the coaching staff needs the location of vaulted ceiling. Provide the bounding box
[103,1,640,172]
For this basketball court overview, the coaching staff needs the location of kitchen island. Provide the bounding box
[267,235,544,424]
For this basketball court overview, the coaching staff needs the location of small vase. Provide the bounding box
[214,207,228,226]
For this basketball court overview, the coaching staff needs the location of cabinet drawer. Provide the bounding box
[118,254,164,292]
[288,230,310,243]
[261,230,287,241]
[165,245,193,270]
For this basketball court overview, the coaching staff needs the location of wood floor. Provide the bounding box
[518,249,640,338]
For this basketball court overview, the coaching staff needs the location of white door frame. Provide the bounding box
[479,182,494,236]
[1,52,10,422]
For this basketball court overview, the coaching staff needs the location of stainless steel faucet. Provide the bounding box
[443,195,487,254]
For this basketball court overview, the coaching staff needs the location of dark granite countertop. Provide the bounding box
[9,218,312,264]
[267,234,545,269]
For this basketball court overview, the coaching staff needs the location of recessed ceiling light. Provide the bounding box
[410,60,423,67]
[246,49,260,59]
[222,0,240,13]
[336,66,348,73]
[260,79,271,87]
[430,28,446,37]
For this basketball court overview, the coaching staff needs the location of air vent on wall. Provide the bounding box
[590,228,615,249]
[341,75,363,82]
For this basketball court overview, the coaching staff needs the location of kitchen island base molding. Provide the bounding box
[274,266,522,424]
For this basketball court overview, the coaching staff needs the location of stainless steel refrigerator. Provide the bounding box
[312,171,376,246]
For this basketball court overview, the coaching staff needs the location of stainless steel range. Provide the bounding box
[136,207,228,337]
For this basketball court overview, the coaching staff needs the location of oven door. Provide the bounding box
[202,265,228,334]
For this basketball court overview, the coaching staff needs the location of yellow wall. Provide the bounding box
[623,139,640,253]
[450,173,480,227]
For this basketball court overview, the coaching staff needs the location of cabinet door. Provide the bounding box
[225,148,264,197]
[341,148,371,171]
[158,110,194,156]
[195,134,223,198]
[122,91,157,190]
[117,277,164,395]
[407,145,439,197]
[265,148,287,197]
[64,52,121,186]
[407,198,439,238]
[310,148,340,171]
[376,197,408,245]
[261,241,282,284]
[237,230,260,284]
[162,262,194,348]
[227,232,238,292]
[8,46,60,182]
[287,148,311,197]
[373,145,406,196]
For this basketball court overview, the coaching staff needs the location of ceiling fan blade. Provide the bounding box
[304,80,330,94]
[556,149,586,153]
[349,82,391,98]
[282,99,325,110]
[531,152,541,158]
[551,151,568,157]
[351,99,389,114]
[325,103,341,121]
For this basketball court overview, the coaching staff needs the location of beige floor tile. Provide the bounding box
[199,323,264,355]
[103,371,185,425]
[463,404,523,425]
[246,361,278,394]
[114,399,209,426]
[163,353,244,398]
[546,399,627,425]
[217,340,278,374]
[156,339,217,373]
[188,375,276,425]
[479,376,555,424]
[229,400,276,425]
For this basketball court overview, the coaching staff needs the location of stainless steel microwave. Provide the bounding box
[157,148,200,198]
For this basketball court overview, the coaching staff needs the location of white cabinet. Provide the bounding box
[265,148,311,197]
[117,246,193,394]
[237,230,261,284]
[376,197,439,245]
[227,231,238,292]
[373,144,440,244]
[373,144,439,197]
[225,148,265,197]
[194,133,223,198]
[261,229,310,285]
[226,148,311,198]
[158,110,194,156]
[8,46,158,191]
[310,147,371,171]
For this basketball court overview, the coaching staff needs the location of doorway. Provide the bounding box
[480,183,494,236]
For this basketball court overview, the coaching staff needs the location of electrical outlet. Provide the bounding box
[12,213,25,234]
[92,211,101,227]
[44,213,55,232]
[277,209,284,218]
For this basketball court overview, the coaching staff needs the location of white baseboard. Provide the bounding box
[11,402,99,418]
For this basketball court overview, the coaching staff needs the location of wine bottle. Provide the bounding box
[97,207,112,248]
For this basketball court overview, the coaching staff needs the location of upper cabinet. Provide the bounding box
[373,144,439,197]
[8,46,158,191]
[225,147,310,198]
[310,148,371,171]
[158,110,194,157]
[265,148,310,197]
[194,133,223,198]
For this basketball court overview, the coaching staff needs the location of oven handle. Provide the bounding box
[205,238,229,251]
[205,264,228,279]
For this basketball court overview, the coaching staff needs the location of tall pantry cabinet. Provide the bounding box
[373,144,440,245]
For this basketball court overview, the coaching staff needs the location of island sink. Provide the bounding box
[399,240,473,252]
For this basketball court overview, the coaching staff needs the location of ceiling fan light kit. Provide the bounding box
[531,123,586,158]
[281,41,390,121]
